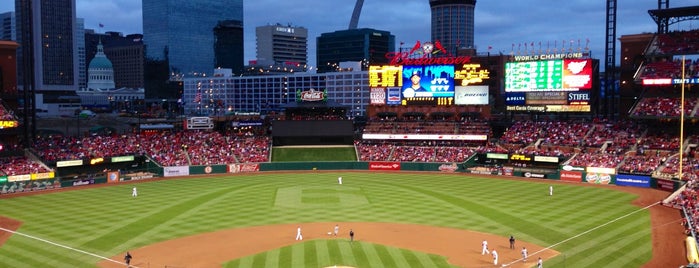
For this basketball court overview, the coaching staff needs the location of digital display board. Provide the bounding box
[504,58,593,112]
[505,59,592,92]
[368,62,490,106]
[369,65,402,88]
[401,65,455,105]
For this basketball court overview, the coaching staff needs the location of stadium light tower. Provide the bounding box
[348,0,364,29]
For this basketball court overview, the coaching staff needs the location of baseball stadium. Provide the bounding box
[2,2,699,268]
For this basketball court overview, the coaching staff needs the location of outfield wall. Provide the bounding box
[0,160,685,195]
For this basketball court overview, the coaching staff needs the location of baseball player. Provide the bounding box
[521,247,528,262]
[492,250,498,266]
[481,240,490,255]
[334,224,339,236]
[295,226,303,240]
[549,185,553,196]
[124,251,132,267]
[338,176,343,185]
[132,187,138,197]
[537,257,543,267]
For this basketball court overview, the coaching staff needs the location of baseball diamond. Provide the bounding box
[0,171,685,267]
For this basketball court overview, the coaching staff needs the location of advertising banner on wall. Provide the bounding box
[656,178,676,192]
[615,174,650,188]
[164,166,190,177]
[560,170,582,182]
[107,171,120,183]
[585,173,612,184]
[227,164,260,173]
[368,162,401,171]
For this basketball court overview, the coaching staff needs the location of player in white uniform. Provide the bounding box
[334,224,339,236]
[338,176,343,185]
[295,226,303,240]
[132,187,138,197]
[521,247,528,262]
[549,185,553,196]
[481,240,490,255]
[537,257,543,267]
[492,250,498,265]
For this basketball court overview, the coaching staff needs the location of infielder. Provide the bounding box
[295,226,303,240]
[537,257,543,267]
[521,247,528,262]
[492,250,498,266]
[334,224,339,236]
[481,240,490,255]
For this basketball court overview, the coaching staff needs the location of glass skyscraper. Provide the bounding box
[143,0,243,78]
[430,0,476,55]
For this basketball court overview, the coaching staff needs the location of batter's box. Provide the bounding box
[275,186,369,208]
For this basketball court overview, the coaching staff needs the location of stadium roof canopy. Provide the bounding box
[648,6,699,33]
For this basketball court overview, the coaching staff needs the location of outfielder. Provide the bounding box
[132,187,137,197]
[338,176,343,185]
[295,226,303,240]
[481,240,490,255]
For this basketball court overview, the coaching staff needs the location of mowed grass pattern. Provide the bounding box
[0,172,652,267]
[272,147,357,162]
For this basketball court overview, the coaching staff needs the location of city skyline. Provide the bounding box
[1,0,698,70]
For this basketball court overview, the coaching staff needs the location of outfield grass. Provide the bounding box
[0,172,651,267]
[272,146,358,162]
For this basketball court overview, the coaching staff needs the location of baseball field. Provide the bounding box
[0,171,685,267]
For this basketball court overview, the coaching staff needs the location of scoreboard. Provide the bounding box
[504,58,594,112]
[369,64,490,106]
[505,59,592,92]
[505,60,563,91]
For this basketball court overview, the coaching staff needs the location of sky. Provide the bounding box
[1,0,698,68]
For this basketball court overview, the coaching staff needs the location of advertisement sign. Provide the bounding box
[534,155,559,163]
[107,171,120,183]
[0,176,6,184]
[8,174,31,182]
[370,87,386,105]
[56,160,84,167]
[386,87,402,105]
[656,178,675,192]
[362,133,487,141]
[486,153,509,160]
[227,164,260,173]
[454,85,488,105]
[368,162,401,171]
[586,166,616,175]
[31,172,55,180]
[585,173,612,184]
[615,174,650,188]
[163,166,190,177]
[111,155,135,163]
[438,163,459,172]
[560,170,582,182]
[502,166,513,176]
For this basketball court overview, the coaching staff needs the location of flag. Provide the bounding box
[99,23,104,28]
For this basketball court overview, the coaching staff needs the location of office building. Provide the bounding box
[182,71,369,117]
[15,0,81,115]
[316,28,395,73]
[0,12,15,41]
[256,24,308,68]
[430,0,476,54]
[214,20,244,74]
[77,18,86,90]
[85,31,145,89]
[142,0,243,78]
